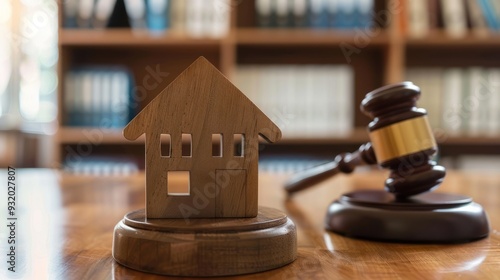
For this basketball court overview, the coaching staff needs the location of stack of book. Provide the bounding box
[64,67,136,128]
[235,65,354,138]
[64,0,230,37]
[255,0,375,29]
[401,0,500,38]
[406,67,500,135]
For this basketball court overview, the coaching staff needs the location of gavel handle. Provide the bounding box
[284,143,377,194]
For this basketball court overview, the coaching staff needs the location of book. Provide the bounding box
[441,0,468,37]
[123,0,147,29]
[256,0,274,27]
[406,68,443,129]
[234,64,354,138]
[466,0,489,36]
[487,69,500,134]
[146,0,170,32]
[210,0,231,38]
[442,68,464,134]
[275,0,292,27]
[170,0,186,31]
[477,0,500,31]
[292,0,308,27]
[336,0,356,29]
[64,0,79,28]
[94,0,118,28]
[65,67,135,128]
[186,0,205,37]
[356,0,374,29]
[310,0,328,28]
[406,0,430,37]
[77,0,96,28]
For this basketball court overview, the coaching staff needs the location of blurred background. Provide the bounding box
[1,0,500,174]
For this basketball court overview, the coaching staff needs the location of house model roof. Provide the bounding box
[123,57,281,142]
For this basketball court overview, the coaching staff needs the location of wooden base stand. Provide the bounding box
[325,190,489,243]
[112,207,297,277]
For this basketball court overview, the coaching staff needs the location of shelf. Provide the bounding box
[438,135,500,145]
[59,28,393,48]
[58,127,144,144]
[236,28,390,46]
[59,29,226,47]
[57,127,370,145]
[405,31,500,48]
[59,127,500,147]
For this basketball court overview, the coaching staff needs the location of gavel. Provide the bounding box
[285,82,446,199]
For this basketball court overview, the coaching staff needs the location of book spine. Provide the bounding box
[77,0,96,28]
[292,0,308,27]
[64,0,79,28]
[94,0,117,29]
[407,0,430,37]
[441,0,468,37]
[477,0,499,31]
[310,0,327,28]
[256,0,274,27]
[466,0,489,36]
[146,0,170,32]
[124,0,147,29]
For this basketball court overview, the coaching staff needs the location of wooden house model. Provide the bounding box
[123,57,282,219]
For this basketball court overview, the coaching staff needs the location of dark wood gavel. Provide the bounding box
[285,82,446,199]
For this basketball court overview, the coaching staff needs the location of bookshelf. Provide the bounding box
[55,0,500,168]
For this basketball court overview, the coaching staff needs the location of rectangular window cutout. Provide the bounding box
[160,134,171,157]
[212,134,223,157]
[233,134,245,157]
[182,134,192,157]
[167,171,190,196]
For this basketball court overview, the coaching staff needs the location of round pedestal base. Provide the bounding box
[112,207,297,277]
[325,190,489,243]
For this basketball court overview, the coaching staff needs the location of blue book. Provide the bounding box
[335,0,356,29]
[64,0,79,28]
[355,0,373,29]
[146,0,170,32]
[310,0,328,28]
[478,0,500,31]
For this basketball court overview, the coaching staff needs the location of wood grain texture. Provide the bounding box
[123,57,281,219]
[113,207,297,276]
[7,169,500,279]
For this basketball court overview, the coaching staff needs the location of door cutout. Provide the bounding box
[167,171,190,196]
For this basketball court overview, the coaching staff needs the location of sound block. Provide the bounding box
[325,190,489,243]
[112,206,297,277]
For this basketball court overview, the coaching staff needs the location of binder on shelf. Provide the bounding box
[64,67,136,128]
[235,64,354,138]
[77,0,96,28]
[124,0,147,29]
[64,0,79,28]
[441,0,468,37]
[310,0,328,28]
[292,0,308,27]
[256,0,274,27]
[336,0,357,29]
[406,0,430,37]
[356,0,374,29]
[94,0,118,28]
[146,0,170,32]
[170,0,186,31]
[477,0,499,31]
[407,66,500,136]
[466,0,489,36]
[275,0,292,27]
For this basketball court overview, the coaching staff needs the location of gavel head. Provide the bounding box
[361,81,446,199]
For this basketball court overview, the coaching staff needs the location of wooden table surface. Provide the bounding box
[1,168,500,279]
